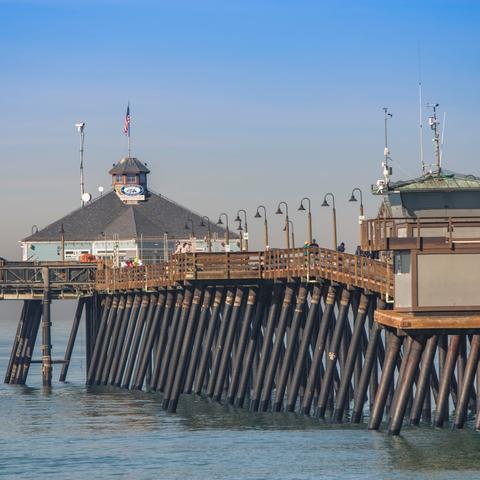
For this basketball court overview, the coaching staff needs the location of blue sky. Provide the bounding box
[1,0,480,257]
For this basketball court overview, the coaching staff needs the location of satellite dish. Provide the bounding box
[82,192,92,203]
[98,186,104,193]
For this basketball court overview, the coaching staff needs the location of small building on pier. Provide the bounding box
[21,157,238,262]
[365,169,480,312]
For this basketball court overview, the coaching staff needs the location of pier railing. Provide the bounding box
[361,216,480,251]
[95,247,394,297]
[0,262,97,298]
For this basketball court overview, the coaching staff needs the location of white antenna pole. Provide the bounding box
[419,82,425,174]
[382,107,393,185]
[426,103,441,173]
[76,122,86,207]
[417,44,425,175]
[440,111,446,167]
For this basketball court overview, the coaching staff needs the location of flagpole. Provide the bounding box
[128,102,131,158]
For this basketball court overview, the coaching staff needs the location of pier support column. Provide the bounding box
[59,298,85,382]
[368,331,403,430]
[435,335,460,428]
[286,285,322,412]
[250,285,281,411]
[333,293,369,422]
[454,334,480,429]
[301,284,336,415]
[41,267,52,388]
[273,284,308,412]
[388,335,426,435]
[410,334,438,425]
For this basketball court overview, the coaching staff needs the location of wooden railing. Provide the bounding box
[0,262,97,294]
[361,216,480,251]
[96,248,394,297]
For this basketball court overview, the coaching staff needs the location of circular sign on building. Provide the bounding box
[121,185,145,196]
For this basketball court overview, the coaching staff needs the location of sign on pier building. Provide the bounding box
[364,170,480,313]
[21,157,239,263]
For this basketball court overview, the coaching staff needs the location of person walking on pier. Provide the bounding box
[337,242,345,253]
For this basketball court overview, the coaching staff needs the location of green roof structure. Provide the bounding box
[373,170,480,195]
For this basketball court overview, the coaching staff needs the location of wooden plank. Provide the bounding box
[375,309,480,329]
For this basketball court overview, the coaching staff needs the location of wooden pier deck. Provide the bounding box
[2,247,480,435]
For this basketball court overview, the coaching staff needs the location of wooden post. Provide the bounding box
[41,267,52,388]
[59,298,85,382]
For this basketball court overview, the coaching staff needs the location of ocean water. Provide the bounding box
[1,302,480,480]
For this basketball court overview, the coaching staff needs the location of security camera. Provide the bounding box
[75,122,85,132]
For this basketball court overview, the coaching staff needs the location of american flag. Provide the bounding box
[123,104,130,136]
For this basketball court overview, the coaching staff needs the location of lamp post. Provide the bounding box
[60,223,65,262]
[217,213,230,250]
[254,205,269,250]
[200,216,212,252]
[349,187,364,244]
[237,220,244,251]
[283,220,295,248]
[276,201,290,249]
[349,188,364,217]
[321,193,337,249]
[100,231,108,261]
[184,218,195,238]
[235,209,249,251]
[298,197,313,245]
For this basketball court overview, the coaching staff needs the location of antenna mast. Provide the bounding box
[419,82,425,174]
[440,111,446,166]
[426,103,441,173]
[76,122,86,207]
[382,107,393,186]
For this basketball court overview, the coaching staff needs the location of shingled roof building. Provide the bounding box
[22,157,238,262]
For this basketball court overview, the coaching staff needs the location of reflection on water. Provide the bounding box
[1,304,480,479]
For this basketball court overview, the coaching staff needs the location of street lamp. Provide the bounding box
[200,216,212,252]
[349,188,364,217]
[100,231,108,261]
[254,205,269,250]
[283,220,295,248]
[235,209,249,251]
[276,201,290,249]
[216,213,230,249]
[237,220,244,251]
[184,218,195,238]
[321,193,337,249]
[298,197,313,245]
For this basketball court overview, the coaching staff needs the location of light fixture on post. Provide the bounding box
[237,220,244,251]
[217,213,230,249]
[254,205,269,250]
[298,197,313,245]
[349,188,364,217]
[349,187,365,243]
[283,219,295,248]
[276,201,290,249]
[184,219,195,238]
[200,216,212,252]
[321,193,337,249]
[235,209,249,251]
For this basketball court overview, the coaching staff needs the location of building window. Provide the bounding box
[126,174,137,183]
[116,175,123,183]
[139,173,146,183]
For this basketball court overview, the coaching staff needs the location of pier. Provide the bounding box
[3,228,480,435]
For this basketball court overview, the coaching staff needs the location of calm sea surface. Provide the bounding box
[1,302,480,479]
